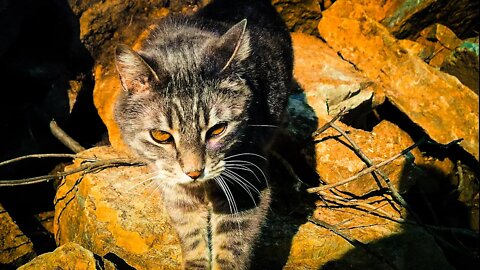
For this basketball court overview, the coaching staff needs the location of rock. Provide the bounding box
[313,120,424,196]
[284,197,454,270]
[18,242,112,270]
[0,203,36,267]
[68,0,200,65]
[272,0,322,36]
[380,0,479,39]
[53,146,181,269]
[291,32,384,121]
[414,24,463,68]
[318,0,479,160]
[441,39,479,94]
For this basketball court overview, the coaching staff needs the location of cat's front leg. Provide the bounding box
[210,189,271,270]
[161,185,210,270]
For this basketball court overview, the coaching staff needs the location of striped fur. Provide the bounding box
[114,0,292,269]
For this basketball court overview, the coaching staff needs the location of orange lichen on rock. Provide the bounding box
[53,146,181,269]
[18,243,102,270]
[0,204,35,266]
[291,32,384,121]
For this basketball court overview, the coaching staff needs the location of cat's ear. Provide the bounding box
[205,19,250,73]
[115,44,159,93]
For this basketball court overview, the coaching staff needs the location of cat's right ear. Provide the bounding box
[115,44,159,93]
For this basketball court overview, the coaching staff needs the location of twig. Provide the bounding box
[329,122,413,216]
[308,216,400,270]
[0,153,79,167]
[0,159,145,187]
[317,191,479,239]
[50,119,86,153]
[311,107,347,138]
[307,139,424,193]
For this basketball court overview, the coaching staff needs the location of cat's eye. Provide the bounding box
[150,130,173,144]
[207,123,227,139]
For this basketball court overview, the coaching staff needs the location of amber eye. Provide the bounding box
[207,123,227,139]
[150,130,173,144]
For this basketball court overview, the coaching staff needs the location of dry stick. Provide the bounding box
[50,119,86,153]
[311,107,347,138]
[308,216,400,270]
[318,191,479,239]
[0,153,78,167]
[0,159,145,187]
[307,139,423,193]
[329,122,413,213]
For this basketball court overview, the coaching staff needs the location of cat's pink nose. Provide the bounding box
[186,170,202,180]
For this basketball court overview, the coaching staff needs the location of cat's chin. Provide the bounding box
[177,178,211,187]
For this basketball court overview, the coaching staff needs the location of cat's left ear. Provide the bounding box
[204,19,250,73]
[115,44,160,93]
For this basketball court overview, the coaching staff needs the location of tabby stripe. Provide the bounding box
[215,257,237,269]
[219,244,243,257]
[186,239,201,251]
[215,219,251,234]
[185,259,209,268]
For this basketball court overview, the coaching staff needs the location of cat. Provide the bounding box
[114,0,293,269]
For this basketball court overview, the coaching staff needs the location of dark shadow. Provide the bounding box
[251,87,321,269]
[0,0,105,262]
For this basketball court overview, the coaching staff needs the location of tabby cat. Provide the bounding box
[114,0,293,269]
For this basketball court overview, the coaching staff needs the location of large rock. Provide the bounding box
[18,242,111,270]
[272,0,322,36]
[291,32,384,121]
[318,0,479,160]
[380,0,479,39]
[53,147,182,269]
[0,204,36,267]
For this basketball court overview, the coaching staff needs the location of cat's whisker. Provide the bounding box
[224,164,261,183]
[125,174,161,193]
[214,177,234,214]
[224,152,267,161]
[217,176,242,229]
[224,159,268,186]
[224,168,261,196]
[222,170,259,208]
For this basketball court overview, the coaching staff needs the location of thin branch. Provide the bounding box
[0,159,145,187]
[308,216,400,270]
[311,107,347,138]
[0,153,79,167]
[306,138,424,193]
[329,122,413,217]
[50,119,86,153]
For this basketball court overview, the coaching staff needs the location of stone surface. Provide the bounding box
[313,120,424,196]
[441,39,479,94]
[380,0,479,39]
[272,0,322,36]
[291,32,383,120]
[53,146,182,270]
[0,203,36,267]
[284,198,454,270]
[68,0,199,65]
[18,242,107,270]
[318,0,479,160]
[414,24,463,68]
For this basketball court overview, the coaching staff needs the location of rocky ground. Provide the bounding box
[0,0,479,269]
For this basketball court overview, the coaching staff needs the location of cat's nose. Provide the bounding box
[186,170,203,180]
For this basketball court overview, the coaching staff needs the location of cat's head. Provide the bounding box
[114,20,254,185]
